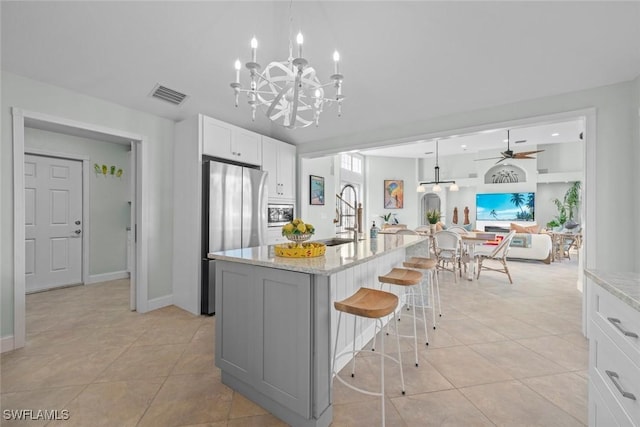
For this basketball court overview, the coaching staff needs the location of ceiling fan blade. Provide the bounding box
[515,149,545,156]
[475,156,504,161]
[495,157,508,164]
[513,155,537,159]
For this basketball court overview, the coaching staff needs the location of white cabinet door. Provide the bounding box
[202,116,232,159]
[277,142,296,200]
[202,116,261,166]
[262,137,278,197]
[262,136,296,201]
[233,128,262,166]
[267,228,287,245]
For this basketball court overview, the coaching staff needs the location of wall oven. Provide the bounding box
[267,203,295,227]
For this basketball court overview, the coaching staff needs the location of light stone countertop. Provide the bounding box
[585,269,640,313]
[209,234,427,276]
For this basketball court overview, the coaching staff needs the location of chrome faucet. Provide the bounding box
[340,184,359,242]
[345,226,358,242]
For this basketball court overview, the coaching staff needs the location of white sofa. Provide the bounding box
[504,232,552,264]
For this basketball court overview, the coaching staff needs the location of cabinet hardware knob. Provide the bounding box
[608,317,639,338]
[606,370,636,400]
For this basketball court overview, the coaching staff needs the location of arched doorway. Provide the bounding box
[420,193,441,225]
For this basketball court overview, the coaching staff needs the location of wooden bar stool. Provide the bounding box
[403,257,442,330]
[332,287,405,427]
[374,267,425,367]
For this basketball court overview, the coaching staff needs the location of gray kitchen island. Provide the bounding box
[209,234,428,427]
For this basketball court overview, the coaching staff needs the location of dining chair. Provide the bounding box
[475,231,516,284]
[433,230,463,282]
[396,229,418,235]
[447,226,469,235]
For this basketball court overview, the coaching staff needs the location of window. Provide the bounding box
[352,156,362,173]
[341,153,351,170]
[341,153,363,174]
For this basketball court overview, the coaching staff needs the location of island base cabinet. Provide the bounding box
[215,261,332,427]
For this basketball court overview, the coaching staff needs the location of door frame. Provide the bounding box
[24,150,90,288]
[12,107,150,349]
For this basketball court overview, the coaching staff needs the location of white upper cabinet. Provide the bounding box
[262,136,296,200]
[202,116,262,166]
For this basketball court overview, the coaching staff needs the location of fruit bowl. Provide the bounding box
[274,242,326,258]
[284,233,313,243]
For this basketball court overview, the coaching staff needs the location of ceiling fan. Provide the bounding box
[475,130,544,164]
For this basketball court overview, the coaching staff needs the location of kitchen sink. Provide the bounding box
[317,237,354,247]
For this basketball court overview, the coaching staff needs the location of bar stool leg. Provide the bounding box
[379,318,385,427]
[410,289,419,366]
[351,315,357,377]
[391,317,405,395]
[434,268,443,318]
[419,285,429,345]
[332,311,343,380]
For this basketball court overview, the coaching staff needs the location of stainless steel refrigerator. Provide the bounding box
[201,159,267,314]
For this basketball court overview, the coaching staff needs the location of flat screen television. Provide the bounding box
[476,192,535,221]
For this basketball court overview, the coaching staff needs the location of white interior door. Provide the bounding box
[129,145,136,311]
[25,154,83,292]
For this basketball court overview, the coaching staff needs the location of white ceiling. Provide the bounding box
[2,1,639,150]
[359,119,584,158]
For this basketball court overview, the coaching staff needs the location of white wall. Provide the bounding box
[536,183,574,229]
[634,75,640,272]
[1,72,175,338]
[25,128,130,276]
[300,79,638,272]
[537,142,584,173]
[365,156,419,229]
[299,156,337,240]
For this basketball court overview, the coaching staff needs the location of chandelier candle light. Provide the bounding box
[231,30,344,129]
[417,140,459,193]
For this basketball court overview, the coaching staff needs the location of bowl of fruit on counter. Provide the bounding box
[276,219,326,257]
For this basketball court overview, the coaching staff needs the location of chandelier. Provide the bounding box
[230,19,344,129]
[417,140,459,193]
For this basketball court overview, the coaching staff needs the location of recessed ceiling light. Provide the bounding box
[461,144,467,148]
[503,139,508,143]
[551,133,560,137]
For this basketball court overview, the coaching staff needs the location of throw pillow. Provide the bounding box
[510,223,540,234]
[484,235,504,246]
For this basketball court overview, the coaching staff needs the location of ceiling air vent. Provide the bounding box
[150,84,188,106]
[514,139,527,144]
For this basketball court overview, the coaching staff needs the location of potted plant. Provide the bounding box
[563,181,581,229]
[426,209,441,234]
[379,212,398,228]
[551,181,580,230]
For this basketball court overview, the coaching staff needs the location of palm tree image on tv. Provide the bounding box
[476,192,535,221]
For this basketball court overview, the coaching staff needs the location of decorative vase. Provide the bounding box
[564,220,578,230]
[429,224,437,234]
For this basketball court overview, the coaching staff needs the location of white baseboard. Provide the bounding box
[0,335,15,353]
[86,271,129,284]
[147,294,173,311]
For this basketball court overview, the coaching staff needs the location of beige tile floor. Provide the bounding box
[1,255,587,426]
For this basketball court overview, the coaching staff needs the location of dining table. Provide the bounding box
[460,232,496,281]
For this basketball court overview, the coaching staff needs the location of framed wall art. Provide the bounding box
[310,175,325,205]
[384,179,404,209]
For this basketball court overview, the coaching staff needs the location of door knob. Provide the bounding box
[74,229,81,234]
[75,220,81,225]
